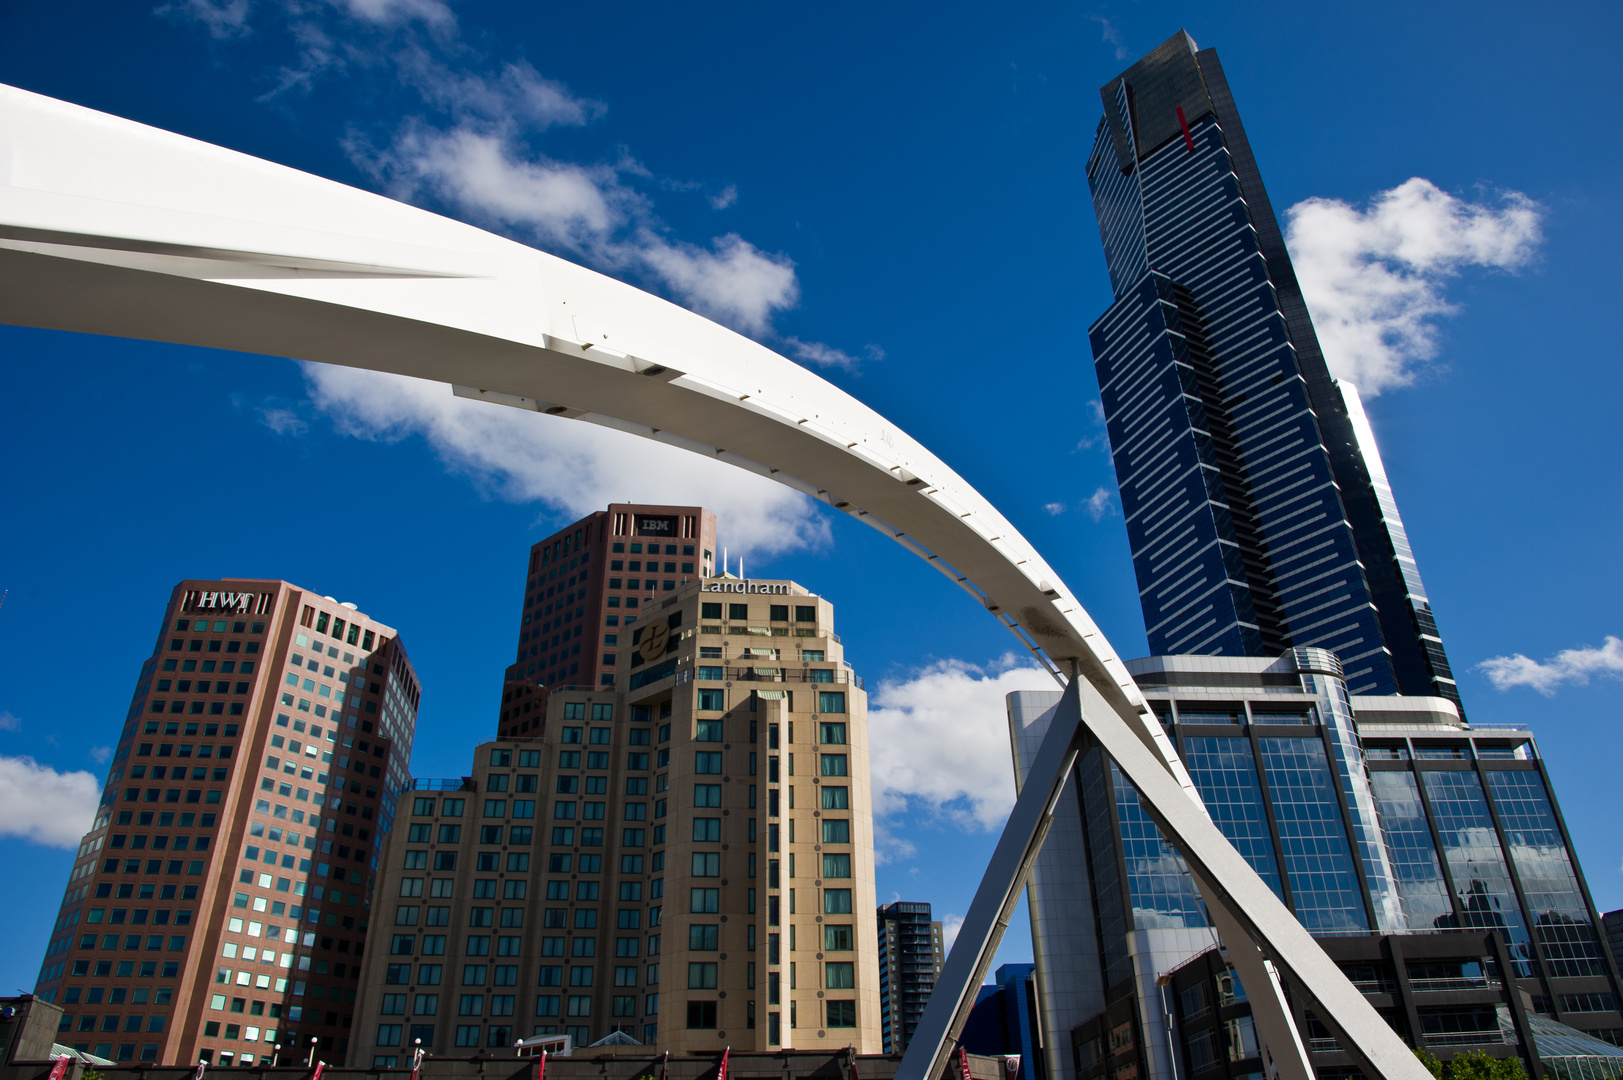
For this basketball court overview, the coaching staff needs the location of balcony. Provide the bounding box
[411,777,475,791]
[1424,1032,1505,1048]
[1410,977,1500,993]
[706,667,865,689]
[1348,978,1398,996]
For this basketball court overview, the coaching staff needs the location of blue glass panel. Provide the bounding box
[1257,737,1368,933]
[1181,736,1283,900]
[1077,748,1132,987]
[1422,770,1534,976]
[1110,762,1208,930]
[1368,770,1454,931]
[1309,672,1405,931]
[1486,770,1606,978]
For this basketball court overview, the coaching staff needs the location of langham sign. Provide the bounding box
[699,579,790,595]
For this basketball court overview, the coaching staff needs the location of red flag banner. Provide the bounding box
[660,1051,670,1080]
[958,1047,972,1080]
[47,1057,69,1080]
[411,1047,424,1080]
[193,1061,208,1080]
[312,1061,326,1080]
[536,1049,547,1080]
[718,1047,730,1080]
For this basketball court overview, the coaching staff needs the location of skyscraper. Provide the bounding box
[355,575,880,1059]
[35,579,421,1067]
[876,902,944,1055]
[496,504,717,740]
[1085,30,1459,708]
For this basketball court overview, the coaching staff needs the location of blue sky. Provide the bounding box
[2,0,1622,992]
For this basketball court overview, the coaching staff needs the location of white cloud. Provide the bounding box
[638,232,799,337]
[873,820,917,867]
[1040,487,1115,520]
[0,712,19,732]
[260,406,308,436]
[1074,399,1109,451]
[942,912,964,955]
[352,122,802,337]
[781,338,882,373]
[90,747,113,765]
[395,53,605,132]
[0,756,101,848]
[338,0,454,28]
[868,656,1053,832]
[165,0,828,345]
[303,364,830,557]
[164,0,884,500]
[156,0,251,39]
[1088,15,1128,60]
[1082,486,1114,522]
[1286,178,1542,394]
[354,123,626,247]
[1478,635,1623,696]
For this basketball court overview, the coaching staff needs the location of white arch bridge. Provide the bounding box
[0,83,1427,1080]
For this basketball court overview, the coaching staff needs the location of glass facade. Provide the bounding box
[1077,747,1134,989]
[1486,771,1609,978]
[1255,737,1369,934]
[1022,649,1623,1080]
[1083,31,1460,709]
[1111,763,1208,930]
[1182,736,1281,898]
[1421,770,1535,975]
[1367,770,1455,931]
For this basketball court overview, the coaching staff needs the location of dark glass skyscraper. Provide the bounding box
[1086,30,1459,706]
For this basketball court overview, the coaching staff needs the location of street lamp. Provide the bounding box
[307,1037,318,1068]
[272,1045,281,1067]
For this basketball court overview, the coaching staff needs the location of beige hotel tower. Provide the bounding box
[354,574,880,1059]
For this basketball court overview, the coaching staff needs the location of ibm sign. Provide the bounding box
[635,515,677,537]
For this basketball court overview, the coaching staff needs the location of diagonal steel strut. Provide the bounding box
[894,673,1427,1080]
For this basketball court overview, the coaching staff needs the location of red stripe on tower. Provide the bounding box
[1176,106,1195,152]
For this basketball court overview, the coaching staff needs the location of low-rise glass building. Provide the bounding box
[1011,650,1621,1080]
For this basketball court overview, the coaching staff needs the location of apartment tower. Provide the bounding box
[354,577,880,1059]
[1085,30,1459,708]
[34,579,421,1067]
[875,902,944,1055]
